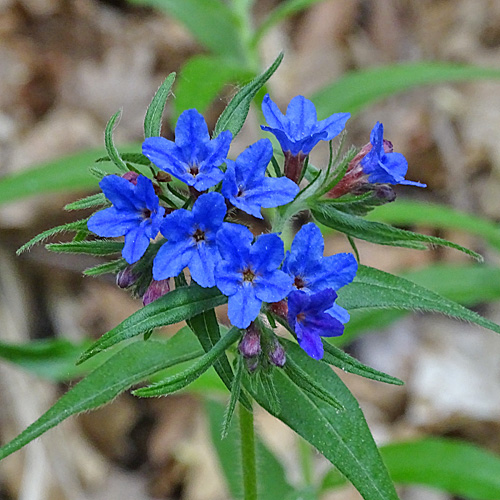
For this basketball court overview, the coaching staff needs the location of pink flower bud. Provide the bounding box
[143,279,170,306]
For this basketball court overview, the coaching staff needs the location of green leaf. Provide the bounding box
[96,152,150,166]
[322,342,403,386]
[78,285,227,363]
[213,52,284,139]
[246,340,400,500]
[83,258,127,277]
[311,204,483,260]
[312,62,500,117]
[335,263,500,347]
[206,398,294,500]
[173,55,251,121]
[0,330,203,461]
[129,0,244,60]
[368,200,500,252]
[144,72,176,138]
[133,326,241,397]
[321,438,500,500]
[252,0,329,47]
[187,309,252,411]
[221,356,244,438]
[64,192,107,211]
[17,218,89,255]
[46,240,124,256]
[104,110,129,173]
[338,265,500,336]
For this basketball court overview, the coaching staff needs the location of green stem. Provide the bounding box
[239,403,258,500]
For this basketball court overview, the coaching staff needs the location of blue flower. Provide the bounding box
[283,223,357,293]
[88,174,165,264]
[153,192,227,288]
[260,94,350,156]
[287,289,345,360]
[216,225,293,328]
[361,122,426,187]
[142,109,232,191]
[221,139,299,219]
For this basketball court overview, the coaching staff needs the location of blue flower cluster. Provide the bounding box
[88,94,422,359]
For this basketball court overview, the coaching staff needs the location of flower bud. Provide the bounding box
[116,265,138,289]
[122,171,140,184]
[142,279,171,306]
[244,356,260,374]
[284,151,307,184]
[268,300,288,319]
[268,338,286,368]
[238,324,261,358]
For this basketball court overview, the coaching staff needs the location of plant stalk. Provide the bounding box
[239,403,258,500]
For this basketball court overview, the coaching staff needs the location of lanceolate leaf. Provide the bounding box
[133,326,241,397]
[187,310,252,411]
[104,110,129,173]
[0,330,203,461]
[321,438,500,500]
[246,340,399,500]
[46,240,124,256]
[312,62,500,117]
[335,264,500,347]
[78,285,227,363]
[322,342,403,386]
[144,72,176,138]
[213,52,284,139]
[311,204,482,260]
[369,200,500,252]
[17,218,90,255]
[337,265,500,336]
[64,192,107,211]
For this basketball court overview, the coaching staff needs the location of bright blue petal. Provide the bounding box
[236,139,272,184]
[88,207,139,237]
[296,322,324,360]
[283,223,324,277]
[315,112,351,141]
[326,303,350,324]
[285,95,318,137]
[260,126,296,154]
[153,238,194,280]
[192,192,227,232]
[122,226,151,264]
[254,270,292,303]
[250,233,285,273]
[199,130,232,170]
[215,261,242,297]
[134,175,159,211]
[216,224,252,267]
[189,242,219,288]
[261,94,287,130]
[243,177,299,209]
[174,109,210,163]
[227,284,262,329]
[191,165,225,191]
[309,253,358,291]
[99,175,136,211]
[159,209,194,241]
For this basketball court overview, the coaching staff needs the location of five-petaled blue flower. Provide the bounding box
[287,289,345,360]
[283,223,357,293]
[142,109,232,191]
[216,225,293,329]
[221,138,299,219]
[153,192,228,288]
[261,94,350,156]
[88,174,165,264]
[361,122,426,187]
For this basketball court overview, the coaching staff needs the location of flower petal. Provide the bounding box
[254,269,292,303]
[152,238,194,280]
[216,224,252,267]
[261,94,287,130]
[250,233,285,272]
[227,283,262,329]
[295,322,324,360]
[88,207,139,237]
[122,226,151,264]
[189,241,219,288]
[192,192,227,232]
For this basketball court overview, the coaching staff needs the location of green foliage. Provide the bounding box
[312,203,483,260]
[213,52,284,138]
[78,285,227,363]
[104,110,129,173]
[206,399,294,500]
[312,62,500,117]
[64,192,107,211]
[246,340,400,500]
[0,330,203,461]
[128,0,245,60]
[47,240,124,256]
[321,438,500,500]
[144,72,176,138]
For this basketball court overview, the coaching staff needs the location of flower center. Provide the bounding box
[294,275,306,289]
[242,267,256,283]
[141,208,152,219]
[192,228,205,242]
[296,312,306,323]
[189,164,199,177]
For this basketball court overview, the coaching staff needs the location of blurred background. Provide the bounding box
[2,0,500,499]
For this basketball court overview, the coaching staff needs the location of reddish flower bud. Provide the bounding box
[238,323,261,358]
[116,265,138,289]
[142,279,171,306]
[268,339,286,368]
[268,300,288,319]
[122,171,140,184]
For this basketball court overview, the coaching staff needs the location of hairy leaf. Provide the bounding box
[144,72,176,138]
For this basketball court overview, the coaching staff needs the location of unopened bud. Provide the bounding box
[268,339,286,368]
[239,324,261,358]
[155,171,172,182]
[116,265,138,289]
[143,279,171,306]
[268,300,288,319]
[244,356,260,374]
[122,171,140,184]
[373,184,396,203]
